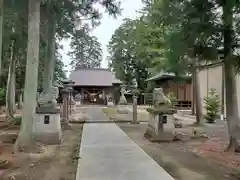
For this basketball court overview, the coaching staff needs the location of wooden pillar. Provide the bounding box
[176,83,179,99]
[184,84,186,100]
[102,88,106,105]
[62,89,69,122]
[63,96,68,120]
[69,92,72,116]
[132,88,138,124]
[132,95,138,124]
[81,88,84,104]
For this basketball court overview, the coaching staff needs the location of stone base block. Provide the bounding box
[69,112,89,123]
[145,112,173,142]
[144,128,173,142]
[76,101,81,106]
[107,101,114,106]
[118,96,127,105]
[71,105,76,113]
[33,113,62,144]
[117,106,129,114]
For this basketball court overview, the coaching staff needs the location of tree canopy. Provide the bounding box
[68,27,102,69]
[0,0,122,150]
[108,0,240,150]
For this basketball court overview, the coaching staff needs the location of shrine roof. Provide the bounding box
[146,72,191,82]
[69,68,122,86]
[146,72,175,82]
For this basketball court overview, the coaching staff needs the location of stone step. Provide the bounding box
[182,114,196,119]
[176,109,191,116]
[173,113,195,123]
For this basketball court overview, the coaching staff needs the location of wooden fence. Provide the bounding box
[143,93,191,109]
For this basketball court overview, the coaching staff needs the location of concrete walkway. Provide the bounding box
[85,106,109,122]
[75,123,175,180]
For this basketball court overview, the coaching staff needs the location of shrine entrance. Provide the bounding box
[82,87,106,105]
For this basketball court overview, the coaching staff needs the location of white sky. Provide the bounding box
[60,0,143,77]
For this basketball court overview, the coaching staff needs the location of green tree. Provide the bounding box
[108,18,150,91]
[144,0,240,150]
[68,27,102,69]
[0,0,3,79]
[222,0,240,151]
[14,0,41,151]
[54,42,66,81]
[14,0,121,151]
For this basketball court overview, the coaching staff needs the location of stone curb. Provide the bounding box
[173,113,195,121]
[69,120,148,124]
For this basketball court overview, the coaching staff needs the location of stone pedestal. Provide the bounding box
[107,102,114,106]
[33,108,62,144]
[118,95,127,105]
[118,85,127,105]
[76,101,81,106]
[117,105,129,114]
[71,104,76,114]
[107,101,114,106]
[145,107,176,142]
[107,96,114,106]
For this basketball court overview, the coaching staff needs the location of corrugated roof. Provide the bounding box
[146,72,192,82]
[69,68,122,86]
[146,72,175,81]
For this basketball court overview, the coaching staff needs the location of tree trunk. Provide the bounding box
[42,5,57,94]
[18,92,23,109]
[11,60,16,113]
[221,64,225,118]
[14,0,41,152]
[191,68,196,115]
[6,39,16,120]
[0,0,3,79]
[43,25,53,93]
[192,58,203,124]
[223,0,239,151]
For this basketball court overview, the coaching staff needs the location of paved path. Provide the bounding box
[75,122,175,180]
[85,106,109,122]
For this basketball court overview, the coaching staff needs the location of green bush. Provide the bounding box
[0,88,5,100]
[204,88,220,123]
[13,116,22,125]
[0,88,5,106]
[166,92,177,104]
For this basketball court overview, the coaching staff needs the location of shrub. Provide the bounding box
[166,92,177,104]
[13,116,22,125]
[0,88,5,100]
[204,88,220,123]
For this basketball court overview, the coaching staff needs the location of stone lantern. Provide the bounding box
[61,80,75,121]
[117,84,129,114]
[16,88,23,109]
[144,88,176,141]
[33,83,62,144]
[130,80,139,124]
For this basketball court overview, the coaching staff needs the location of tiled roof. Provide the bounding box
[146,72,175,81]
[146,72,191,81]
[69,68,122,86]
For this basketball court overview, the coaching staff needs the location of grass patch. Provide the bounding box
[102,107,117,114]
[102,108,118,120]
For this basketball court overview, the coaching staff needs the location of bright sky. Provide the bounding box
[60,0,143,77]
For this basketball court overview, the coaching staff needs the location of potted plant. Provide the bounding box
[204,88,220,123]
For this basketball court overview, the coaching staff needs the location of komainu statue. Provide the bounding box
[37,86,59,108]
[118,85,127,105]
[153,88,171,107]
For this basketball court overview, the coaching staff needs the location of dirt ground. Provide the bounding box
[0,124,83,180]
[117,123,240,180]
[102,107,149,122]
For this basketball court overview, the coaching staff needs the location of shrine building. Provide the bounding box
[69,67,122,105]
